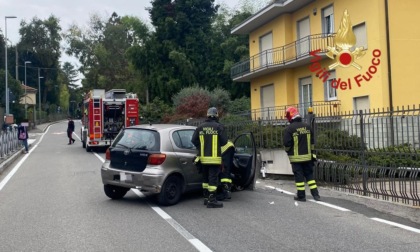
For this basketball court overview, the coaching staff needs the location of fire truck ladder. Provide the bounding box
[93,99,102,140]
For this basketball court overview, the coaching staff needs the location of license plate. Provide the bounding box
[120,172,132,182]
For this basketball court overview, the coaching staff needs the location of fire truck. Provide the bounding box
[81,89,139,152]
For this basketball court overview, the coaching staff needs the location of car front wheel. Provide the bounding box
[104,184,129,199]
[157,176,182,206]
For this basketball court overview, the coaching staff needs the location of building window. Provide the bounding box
[352,22,367,50]
[299,77,312,115]
[324,70,337,101]
[260,84,275,120]
[353,96,370,112]
[259,32,273,68]
[322,5,334,34]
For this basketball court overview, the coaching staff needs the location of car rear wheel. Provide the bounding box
[104,184,129,199]
[157,176,182,206]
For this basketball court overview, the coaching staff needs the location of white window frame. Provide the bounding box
[299,77,312,116]
[322,5,334,34]
[352,22,368,50]
[259,32,273,68]
[325,71,337,101]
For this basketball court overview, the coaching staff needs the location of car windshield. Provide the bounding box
[112,128,160,151]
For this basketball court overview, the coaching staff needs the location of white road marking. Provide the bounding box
[275,188,295,195]
[0,126,49,191]
[94,153,105,163]
[131,189,213,252]
[371,218,420,234]
[264,185,420,233]
[308,200,351,211]
[95,152,213,251]
[265,185,350,211]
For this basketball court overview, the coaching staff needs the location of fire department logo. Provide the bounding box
[326,10,366,70]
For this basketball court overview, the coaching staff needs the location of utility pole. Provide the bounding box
[15,45,19,81]
[4,15,17,115]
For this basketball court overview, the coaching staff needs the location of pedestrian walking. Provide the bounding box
[218,140,235,201]
[17,122,29,153]
[67,117,75,145]
[283,106,321,202]
[191,107,228,208]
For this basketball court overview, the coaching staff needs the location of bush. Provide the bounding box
[140,97,173,124]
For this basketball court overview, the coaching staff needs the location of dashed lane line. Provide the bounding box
[132,189,212,252]
[93,152,212,252]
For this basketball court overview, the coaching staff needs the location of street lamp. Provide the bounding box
[38,71,44,120]
[4,16,17,115]
[24,61,31,119]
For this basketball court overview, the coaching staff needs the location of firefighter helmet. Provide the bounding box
[285,106,300,122]
[207,107,219,118]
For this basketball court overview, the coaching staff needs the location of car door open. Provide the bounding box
[231,132,257,190]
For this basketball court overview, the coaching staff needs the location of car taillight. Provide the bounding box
[148,154,166,165]
[105,148,111,160]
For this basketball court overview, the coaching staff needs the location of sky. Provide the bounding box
[0,0,244,77]
[1,0,243,43]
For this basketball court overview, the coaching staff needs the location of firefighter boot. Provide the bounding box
[311,188,321,201]
[216,185,225,201]
[223,183,232,200]
[294,190,306,202]
[203,189,209,205]
[207,193,223,208]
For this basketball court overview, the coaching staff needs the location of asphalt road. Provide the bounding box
[0,121,419,252]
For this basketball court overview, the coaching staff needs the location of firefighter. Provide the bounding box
[191,107,228,208]
[283,106,321,202]
[218,140,235,200]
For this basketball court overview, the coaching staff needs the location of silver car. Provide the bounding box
[101,124,257,206]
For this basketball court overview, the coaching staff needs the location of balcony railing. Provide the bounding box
[236,100,341,121]
[231,33,336,79]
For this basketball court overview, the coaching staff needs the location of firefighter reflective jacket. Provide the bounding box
[283,117,314,163]
[191,118,228,165]
[221,140,234,154]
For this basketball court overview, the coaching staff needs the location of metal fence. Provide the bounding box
[0,127,21,159]
[213,105,420,206]
[314,106,420,206]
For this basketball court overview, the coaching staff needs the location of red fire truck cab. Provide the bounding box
[81,89,139,152]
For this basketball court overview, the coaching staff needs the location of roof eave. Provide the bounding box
[231,0,315,35]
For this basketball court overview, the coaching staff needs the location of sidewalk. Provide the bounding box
[0,122,54,175]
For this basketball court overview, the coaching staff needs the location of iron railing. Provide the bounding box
[0,127,21,159]
[235,100,341,121]
[182,105,420,206]
[314,106,420,206]
[231,33,335,79]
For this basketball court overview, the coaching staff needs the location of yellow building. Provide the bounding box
[231,0,420,117]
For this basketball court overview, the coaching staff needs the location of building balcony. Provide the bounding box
[231,33,335,82]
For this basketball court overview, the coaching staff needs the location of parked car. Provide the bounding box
[101,124,257,206]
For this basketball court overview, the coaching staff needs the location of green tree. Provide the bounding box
[18,15,62,105]
[0,69,23,119]
[65,13,150,101]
